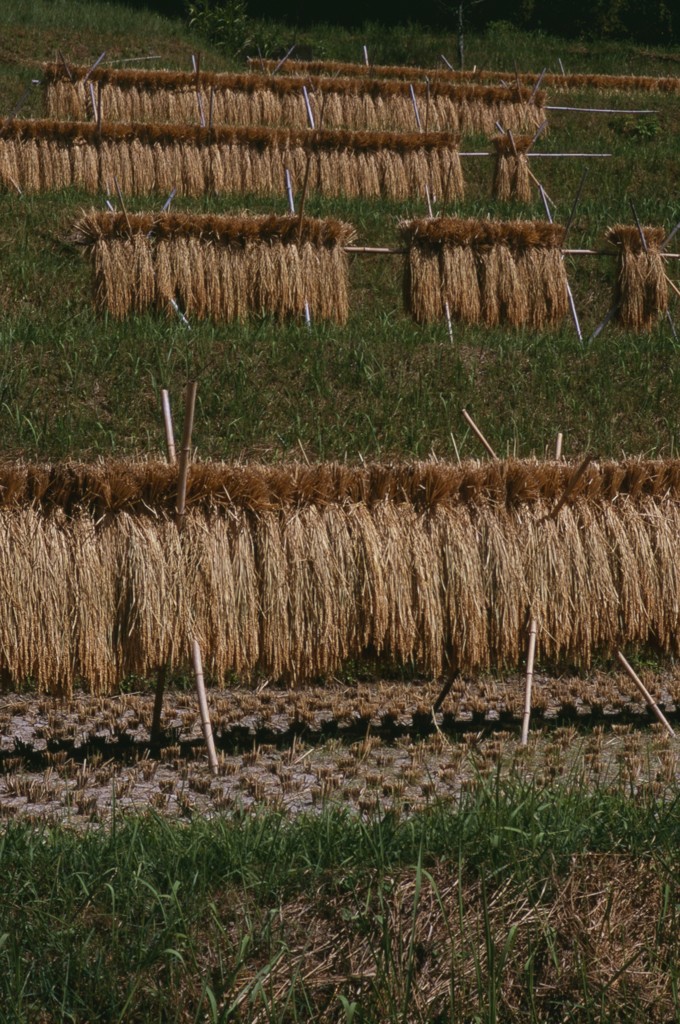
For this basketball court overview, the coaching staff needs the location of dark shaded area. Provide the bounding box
[117,0,676,44]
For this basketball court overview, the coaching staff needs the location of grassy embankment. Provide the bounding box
[2,764,680,1022]
[0,0,679,461]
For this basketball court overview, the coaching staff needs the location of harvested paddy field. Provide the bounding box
[2,672,679,825]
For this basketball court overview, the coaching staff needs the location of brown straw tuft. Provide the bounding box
[250,57,680,96]
[0,119,462,201]
[400,217,567,327]
[492,134,533,202]
[605,224,669,330]
[42,63,544,136]
[71,211,356,323]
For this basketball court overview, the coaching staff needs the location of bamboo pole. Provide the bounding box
[82,52,106,86]
[151,387,177,746]
[161,388,177,465]
[341,247,680,258]
[521,619,538,745]
[461,408,497,459]
[546,105,657,114]
[192,639,219,774]
[555,432,563,460]
[539,183,582,340]
[444,300,454,342]
[113,177,132,234]
[175,381,197,528]
[272,44,296,75]
[616,652,675,737]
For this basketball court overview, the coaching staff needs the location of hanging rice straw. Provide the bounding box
[2,456,680,695]
[606,224,669,329]
[42,63,544,135]
[0,119,464,202]
[401,217,568,328]
[71,210,356,323]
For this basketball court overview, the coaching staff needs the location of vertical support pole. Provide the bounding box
[175,381,197,529]
[151,387,178,746]
[555,432,563,460]
[162,388,177,465]
[192,640,219,774]
[521,619,538,746]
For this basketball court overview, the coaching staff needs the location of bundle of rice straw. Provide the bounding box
[2,456,680,696]
[400,217,568,327]
[605,224,669,330]
[492,134,533,202]
[0,119,463,201]
[70,211,356,323]
[251,57,680,95]
[42,63,545,136]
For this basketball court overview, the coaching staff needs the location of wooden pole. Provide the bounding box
[151,387,178,746]
[461,408,497,459]
[616,652,675,737]
[113,176,132,234]
[409,84,422,130]
[547,453,593,520]
[284,167,295,213]
[192,640,219,774]
[57,50,75,83]
[82,52,106,85]
[521,620,538,745]
[272,44,295,75]
[296,154,312,244]
[302,85,315,128]
[555,432,563,460]
[175,381,197,528]
[539,183,582,341]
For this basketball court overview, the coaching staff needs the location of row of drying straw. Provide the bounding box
[402,218,672,329]
[250,57,680,95]
[43,64,544,135]
[4,456,677,513]
[3,457,680,694]
[71,213,355,322]
[69,212,673,329]
[0,120,463,200]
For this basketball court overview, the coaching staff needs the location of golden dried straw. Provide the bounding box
[0,119,463,201]
[251,57,680,95]
[71,211,356,323]
[492,134,533,202]
[1,457,680,695]
[400,217,568,327]
[606,224,669,330]
[42,63,545,135]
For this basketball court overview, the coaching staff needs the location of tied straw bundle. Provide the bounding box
[70,212,356,323]
[251,57,680,95]
[2,457,680,696]
[400,217,568,327]
[0,119,463,201]
[492,134,533,202]
[605,225,669,330]
[43,63,545,136]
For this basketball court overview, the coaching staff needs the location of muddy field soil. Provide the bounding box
[1,671,679,825]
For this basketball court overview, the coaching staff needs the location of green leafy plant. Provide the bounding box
[185,0,251,55]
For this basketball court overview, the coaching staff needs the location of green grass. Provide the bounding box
[0,1,678,462]
[2,765,680,1022]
